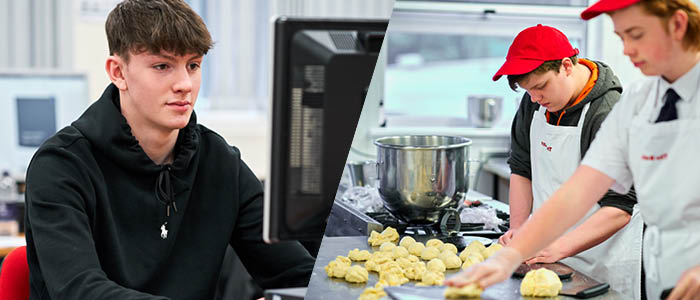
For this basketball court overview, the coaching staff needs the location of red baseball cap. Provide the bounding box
[581,0,641,20]
[492,24,579,81]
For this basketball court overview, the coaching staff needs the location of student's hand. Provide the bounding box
[445,246,523,289]
[498,228,518,246]
[668,265,700,300]
[524,241,567,264]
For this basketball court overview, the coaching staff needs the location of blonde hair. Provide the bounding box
[637,0,700,51]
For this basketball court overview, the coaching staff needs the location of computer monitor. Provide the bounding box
[0,72,89,176]
[264,17,387,243]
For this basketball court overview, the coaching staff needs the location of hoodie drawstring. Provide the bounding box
[156,165,177,239]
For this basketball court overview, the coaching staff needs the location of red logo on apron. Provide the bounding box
[541,141,552,152]
[641,153,668,160]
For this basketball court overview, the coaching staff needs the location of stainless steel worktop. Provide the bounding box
[305,236,630,300]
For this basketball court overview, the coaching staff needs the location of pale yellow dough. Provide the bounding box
[444,283,483,299]
[427,258,446,273]
[461,253,484,270]
[392,246,410,259]
[379,241,397,252]
[399,236,416,248]
[344,265,369,283]
[482,242,503,258]
[426,238,444,248]
[438,251,462,269]
[421,246,440,260]
[348,248,371,261]
[403,261,427,281]
[367,227,400,246]
[520,268,563,297]
[459,248,485,262]
[357,287,386,300]
[439,243,458,254]
[324,259,350,278]
[417,271,444,286]
[408,242,426,256]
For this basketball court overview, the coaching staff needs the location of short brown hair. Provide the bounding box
[506,55,578,91]
[634,0,700,51]
[105,0,213,62]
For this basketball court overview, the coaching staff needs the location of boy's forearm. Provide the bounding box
[554,206,631,258]
[508,174,534,229]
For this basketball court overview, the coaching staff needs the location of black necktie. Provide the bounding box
[655,88,681,123]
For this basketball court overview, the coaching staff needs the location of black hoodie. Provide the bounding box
[25,84,314,299]
[507,60,636,214]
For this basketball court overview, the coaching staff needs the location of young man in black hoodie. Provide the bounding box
[24,0,314,299]
[491,25,643,298]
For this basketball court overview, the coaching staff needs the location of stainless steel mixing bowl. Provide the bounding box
[374,135,471,223]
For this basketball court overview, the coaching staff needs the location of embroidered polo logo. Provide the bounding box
[541,141,552,152]
[641,153,668,161]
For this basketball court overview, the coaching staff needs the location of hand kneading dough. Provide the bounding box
[444,283,483,299]
[358,287,386,300]
[438,251,462,269]
[380,241,397,252]
[344,265,369,283]
[427,258,447,273]
[482,242,503,258]
[348,248,371,261]
[417,271,444,286]
[408,242,426,256]
[520,268,563,297]
[439,243,458,254]
[324,259,350,278]
[421,246,440,260]
[399,236,416,248]
[426,238,444,248]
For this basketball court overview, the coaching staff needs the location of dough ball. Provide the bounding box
[334,255,352,266]
[404,261,427,281]
[392,246,410,259]
[444,283,483,299]
[421,246,440,260]
[368,226,399,246]
[459,248,485,262]
[358,287,386,300]
[439,243,458,254]
[348,248,371,261]
[324,260,349,278]
[520,268,563,297]
[482,243,503,259]
[380,242,397,252]
[461,253,485,270]
[426,238,444,248]
[427,258,447,273]
[464,240,486,254]
[407,254,420,263]
[438,252,462,269]
[399,236,416,248]
[417,271,445,286]
[408,242,426,256]
[344,265,369,283]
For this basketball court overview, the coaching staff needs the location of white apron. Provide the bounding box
[628,82,700,299]
[530,103,643,299]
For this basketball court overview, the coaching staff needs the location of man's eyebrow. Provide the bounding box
[614,26,642,36]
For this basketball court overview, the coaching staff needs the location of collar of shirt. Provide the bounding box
[657,59,700,106]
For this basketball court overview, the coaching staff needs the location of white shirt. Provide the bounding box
[581,60,700,193]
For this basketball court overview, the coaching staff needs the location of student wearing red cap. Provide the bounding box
[493,24,642,299]
[447,1,700,299]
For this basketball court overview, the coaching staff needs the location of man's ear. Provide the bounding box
[561,57,574,76]
[668,9,689,44]
[105,55,128,90]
